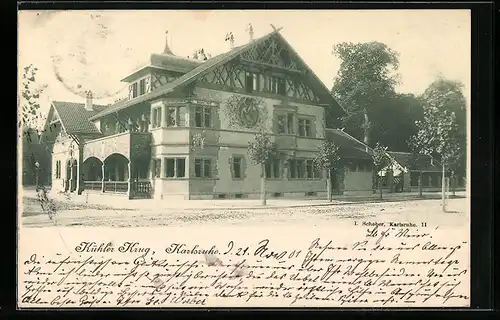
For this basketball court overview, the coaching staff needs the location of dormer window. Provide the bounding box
[132,83,138,98]
[139,79,146,95]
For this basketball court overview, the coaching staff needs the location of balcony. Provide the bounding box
[83,131,152,163]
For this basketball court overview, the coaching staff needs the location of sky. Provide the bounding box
[18,10,471,117]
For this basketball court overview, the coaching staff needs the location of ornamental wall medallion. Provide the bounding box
[225,95,267,129]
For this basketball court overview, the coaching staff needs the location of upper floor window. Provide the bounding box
[139,79,146,95]
[245,71,259,93]
[268,76,286,96]
[298,118,312,137]
[132,82,138,98]
[194,106,212,128]
[165,106,187,127]
[151,107,161,128]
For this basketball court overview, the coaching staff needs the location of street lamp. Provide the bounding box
[34,161,40,189]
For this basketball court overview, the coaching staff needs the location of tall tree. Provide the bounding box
[408,97,461,212]
[331,42,400,146]
[20,64,47,131]
[313,141,341,202]
[247,131,281,206]
[20,64,50,186]
[420,77,467,186]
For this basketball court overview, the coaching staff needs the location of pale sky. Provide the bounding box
[18,10,471,117]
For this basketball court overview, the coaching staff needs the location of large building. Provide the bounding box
[41,28,374,200]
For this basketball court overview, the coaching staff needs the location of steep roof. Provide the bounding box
[90,29,346,121]
[51,101,107,134]
[326,128,373,160]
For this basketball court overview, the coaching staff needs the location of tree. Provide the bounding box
[372,143,391,200]
[247,131,280,205]
[20,64,50,186]
[20,64,47,131]
[331,42,400,146]
[313,141,341,202]
[408,102,461,212]
[420,77,467,194]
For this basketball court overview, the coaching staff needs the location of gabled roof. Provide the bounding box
[51,101,107,134]
[387,151,443,172]
[326,128,373,159]
[90,29,346,121]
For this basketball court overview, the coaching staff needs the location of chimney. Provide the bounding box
[246,23,254,42]
[163,30,173,55]
[225,32,235,50]
[85,90,93,111]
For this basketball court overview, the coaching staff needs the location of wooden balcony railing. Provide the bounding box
[83,181,102,191]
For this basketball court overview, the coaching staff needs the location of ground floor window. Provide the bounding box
[265,159,281,179]
[164,158,186,178]
[194,158,212,178]
[55,160,61,179]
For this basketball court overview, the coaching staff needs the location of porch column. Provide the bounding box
[127,160,132,199]
[77,146,84,195]
[101,163,105,193]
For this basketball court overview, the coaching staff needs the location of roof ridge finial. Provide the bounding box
[163,30,174,55]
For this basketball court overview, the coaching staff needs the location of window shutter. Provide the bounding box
[128,85,133,100]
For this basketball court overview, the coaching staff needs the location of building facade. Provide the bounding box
[41,29,372,200]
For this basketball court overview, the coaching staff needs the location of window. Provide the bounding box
[289,159,306,179]
[278,78,286,96]
[139,79,146,95]
[132,82,138,98]
[232,156,243,179]
[55,160,61,179]
[165,158,175,178]
[268,76,279,94]
[153,159,161,178]
[177,159,186,178]
[152,107,161,128]
[245,71,258,93]
[287,113,294,134]
[265,159,281,179]
[178,106,187,127]
[194,158,212,178]
[195,106,212,128]
[298,119,312,137]
[166,107,176,126]
[164,158,186,178]
[306,160,314,179]
[276,115,286,134]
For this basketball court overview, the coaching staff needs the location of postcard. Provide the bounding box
[17,9,471,308]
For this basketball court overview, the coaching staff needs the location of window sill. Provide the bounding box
[288,178,323,181]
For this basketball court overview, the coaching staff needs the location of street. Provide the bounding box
[21,195,468,229]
